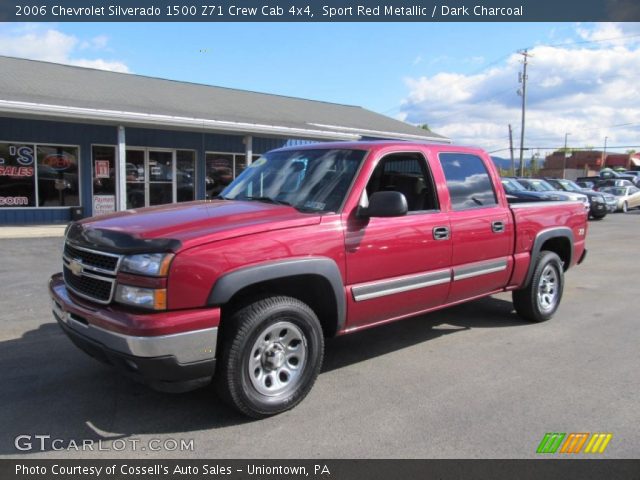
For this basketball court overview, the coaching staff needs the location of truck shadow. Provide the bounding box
[322,295,522,372]
[0,296,523,455]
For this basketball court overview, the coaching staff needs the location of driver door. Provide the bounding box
[344,151,452,330]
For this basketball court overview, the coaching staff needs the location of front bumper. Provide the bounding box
[589,202,607,217]
[49,274,220,392]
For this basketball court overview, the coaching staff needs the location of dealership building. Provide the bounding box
[0,55,448,224]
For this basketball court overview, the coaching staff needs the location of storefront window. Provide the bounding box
[0,142,80,208]
[37,145,80,207]
[206,153,234,198]
[206,152,261,199]
[0,142,36,207]
[177,150,196,202]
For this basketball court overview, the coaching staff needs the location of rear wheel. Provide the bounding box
[513,251,564,323]
[216,296,324,418]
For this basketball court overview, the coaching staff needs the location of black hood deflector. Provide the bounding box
[65,222,181,254]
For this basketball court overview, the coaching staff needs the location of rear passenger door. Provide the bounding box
[436,152,514,303]
[344,151,452,329]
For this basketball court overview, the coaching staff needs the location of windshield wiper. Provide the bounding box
[242,196,293,206]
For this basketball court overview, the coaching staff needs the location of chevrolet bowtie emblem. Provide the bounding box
[68,259,84,276]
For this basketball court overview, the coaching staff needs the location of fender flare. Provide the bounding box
[207,257,346,332]
[523,227,574,287]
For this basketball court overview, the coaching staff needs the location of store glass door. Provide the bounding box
[126,149,146,209]
[148,150,174,206]
[125,149,175,209]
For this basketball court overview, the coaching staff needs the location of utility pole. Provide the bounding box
[517,49,532,176]
[508,124,515,175]
[602,136,608,168]
[563,132,570,179]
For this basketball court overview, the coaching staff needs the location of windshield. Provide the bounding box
[601,187,627,196]
[556,180,582,192]
[522,179,555,192]
[221,148,366,213]
[501,179,526,192]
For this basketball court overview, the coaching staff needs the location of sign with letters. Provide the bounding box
[95,160,110,179]
[93,195,116,215]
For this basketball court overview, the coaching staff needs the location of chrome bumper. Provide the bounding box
[52,298,218,365]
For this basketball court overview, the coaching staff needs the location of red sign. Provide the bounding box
[43,153,72,171]
[95,160,110,179]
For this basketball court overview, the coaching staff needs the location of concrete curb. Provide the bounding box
[0,225,67,239]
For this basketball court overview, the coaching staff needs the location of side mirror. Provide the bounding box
[358,191,408,218]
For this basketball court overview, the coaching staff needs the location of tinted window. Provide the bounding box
[222,149,365,213]
[365,153,438,212]
[439,153,497,210]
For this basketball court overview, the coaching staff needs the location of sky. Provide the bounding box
[1,21,639,157]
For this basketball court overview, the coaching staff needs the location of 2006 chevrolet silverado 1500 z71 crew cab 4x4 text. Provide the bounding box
[50,141,587,417]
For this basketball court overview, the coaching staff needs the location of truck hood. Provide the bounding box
[69,200,321,253]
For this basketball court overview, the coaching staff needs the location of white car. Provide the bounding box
[600,186,640,213]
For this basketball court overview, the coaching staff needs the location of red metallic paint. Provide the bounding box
[50,274,220,336]
[53,141,587,338]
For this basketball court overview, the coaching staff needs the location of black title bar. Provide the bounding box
[1,0,639,22]
[3,459,640,480]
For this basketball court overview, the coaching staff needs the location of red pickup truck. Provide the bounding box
[50,141,587,417]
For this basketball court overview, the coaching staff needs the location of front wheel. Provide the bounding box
[216,296,324,418]
[622,201,629,213]
[513,251,564,323]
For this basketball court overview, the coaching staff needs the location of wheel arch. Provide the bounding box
[522,228,573,287]
[208,257,345,338]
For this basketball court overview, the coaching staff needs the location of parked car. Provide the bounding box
[50,141,588,417]
[576,180,596,190]
[621,171,640,186]
[544,178,608,219]
[599,185,640,212]
[515,178,590,212]
[597,168,637,182]
[501,178,563,203]
[593,179,635,191]
[601,192,619,213]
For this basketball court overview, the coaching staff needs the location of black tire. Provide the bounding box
[622,201,629,213]
[512,251,564,323]
[216,296,324,418]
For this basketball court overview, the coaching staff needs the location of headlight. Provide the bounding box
[115,285,167,310]
[121,253,174,276]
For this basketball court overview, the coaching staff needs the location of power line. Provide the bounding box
[488,145,640,154]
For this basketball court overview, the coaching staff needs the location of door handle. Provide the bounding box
[433,226,450,240]
[492,221,505,233]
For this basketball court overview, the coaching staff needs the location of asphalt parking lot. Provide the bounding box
[1,211,639,459]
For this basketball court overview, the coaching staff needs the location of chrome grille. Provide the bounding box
[63,266,114,303]
[63,243,120,274]
[62,242,122,304]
